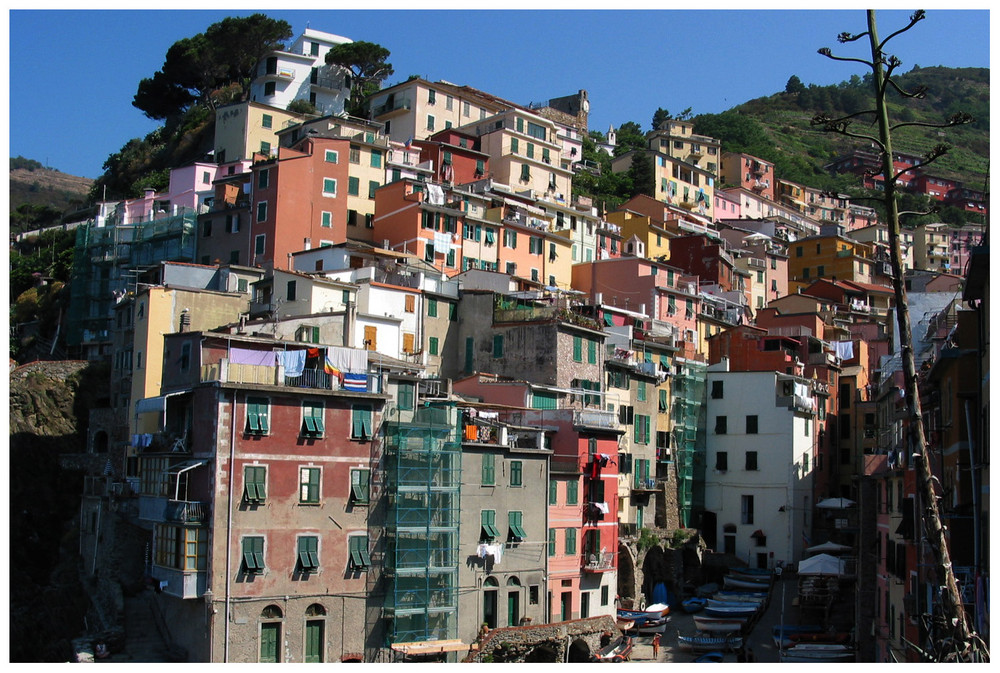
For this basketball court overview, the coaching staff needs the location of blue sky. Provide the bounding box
[7,8,991,179]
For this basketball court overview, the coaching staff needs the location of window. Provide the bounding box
[404,294,415,312]
[286,280,297,301]
[711,380,724,399]
[637,381,647,402]
[370,150,382,168]
[510,460,523,487]
[202,220,212,237]
[426,115,435,131]
[299,467,321,504]
[509,511,527,541]
[601,585,610,606]
[715,415,727,434]
[349,145,360,164]
[482,453,495,485]
[520,164,531,181]
[348,176,360,196]
[351,405,373,439]
[297,536,319,573]
[256,202,268,223]
[746,415,758,434]
[741,495,754,524]
[397,382,415,411]
[260,141,271,155]
[324,149,338,163]
[368,180,379,199]
[566,479,578,505]
[262,114,273,129]
[322,178,337,197]
[716,452,728,471]
[242,536,265,574]
[549,479,558,505]
[634,414,651,444]
[427,298,438,317]
[493,334,504,358]
[427,89,436,105]
[588,339,597,364]
[548,528,557,556]
[348,536,371,570]
[264,81,275,96]
[350,469,370,504]
[246,397,270,434]
[659,389,668,413]
[481,510,500,541]
[565,528,577,555]
[428,336,439,356]
[154,524,207,571]
[746,451,758,471]
[302,402,324,436]
[573,336,583,362]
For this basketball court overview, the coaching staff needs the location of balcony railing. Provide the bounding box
[582,550,616,573]
[165,499,209,524]
[573,408,621,432]
[200,360,347,391]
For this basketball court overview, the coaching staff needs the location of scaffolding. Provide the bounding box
[382,402,462,645]
[67,209,197,347]
[670,359,707,528]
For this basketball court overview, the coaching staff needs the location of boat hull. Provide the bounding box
[694,616,746,633]
[678,635,743,653]
[724,576,771,590]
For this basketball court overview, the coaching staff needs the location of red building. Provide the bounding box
[415,129,490,186]
[667,234,738,292]
[248,136,353,270]
[137,330,387,662]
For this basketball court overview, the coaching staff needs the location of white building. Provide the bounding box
[249,29,353,116]
[702,363,818,569]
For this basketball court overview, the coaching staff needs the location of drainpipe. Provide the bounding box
[224,390,237,662]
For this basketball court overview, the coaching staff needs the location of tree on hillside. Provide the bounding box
[626,154,655,198]
[325,41,394,118]
[651,107,693,131]
[785,75,806,94]
[814,10,984,662]
[132,14,292,120]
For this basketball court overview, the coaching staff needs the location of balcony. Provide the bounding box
[573,408,622,433]
[372,98,412,118]
[151,564,208,600]
[200,360,358,392]
[631,477,658,493]
[165,499,209,524]
[582,550,616,573]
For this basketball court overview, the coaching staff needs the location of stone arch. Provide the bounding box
[567,638,591,663]
[524,644,559,663]
[617,542,637,600]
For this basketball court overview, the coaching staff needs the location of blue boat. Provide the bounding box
[682,597,707,613]
[693,651,725,663]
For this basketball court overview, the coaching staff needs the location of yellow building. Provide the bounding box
[213,101,311,164]
[646,119,722,175]
[787,235,878,292]
[610,151,715,222]
[604,209,671,261]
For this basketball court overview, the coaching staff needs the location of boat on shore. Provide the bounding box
[592,635,634,662]
[694,616,746,633]
[704,605,759,619]
[729,570,772,584]
[678,634,743,653]
[771,624,825,648]
[723,576,771,591]
[779,644,854,662]
[714,590,768,603]
[707,598,765,609]
[682,597,707,613]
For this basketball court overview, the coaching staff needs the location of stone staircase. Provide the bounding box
[100,590,170,662]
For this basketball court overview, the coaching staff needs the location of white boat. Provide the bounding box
[694,616,745,633]
[707,598,765,609]
[704,605,759,619]
[779,645,855,663]
[678,634,743,653]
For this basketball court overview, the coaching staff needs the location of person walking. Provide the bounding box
[651,633,661,659]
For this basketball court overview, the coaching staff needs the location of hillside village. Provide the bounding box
[30,26,988,664]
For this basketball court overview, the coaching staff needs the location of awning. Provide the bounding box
[167,459,208,476]
[135,391,186,414]
[391,640,470,655]
[502,197,547,217]
[816,497,856,509]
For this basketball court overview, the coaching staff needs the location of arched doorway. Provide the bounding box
[483,576,498,628]
[304,603,326,663]
[506,577,521,626]
[259,604,283,663]
[567,638,591,663]
[92,430,108,454]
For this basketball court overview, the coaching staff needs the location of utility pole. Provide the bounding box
[813,10,984,662]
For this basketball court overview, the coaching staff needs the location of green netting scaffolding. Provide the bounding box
[382,403,462,644]
[670,359,706,528]
[66,211,197,346]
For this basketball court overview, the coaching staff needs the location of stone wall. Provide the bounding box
[464,615,617,663]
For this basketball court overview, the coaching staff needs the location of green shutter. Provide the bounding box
[509,511,526,541]
[573,336,583,362]
[510,460,522,486]
[493,334,504,358]
[549,479,558,505]
[548,528,556,556]
[482,453,495,485]
[260,622,279,662]
[565,528,576,555]
[567,480,578,505]
[298,536,319,571]
[588,339,597,364]
[305,620,323,663]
